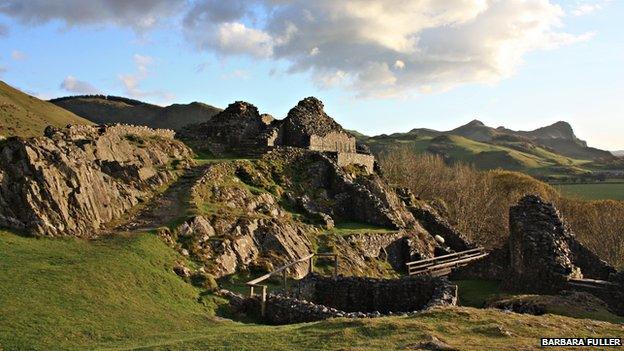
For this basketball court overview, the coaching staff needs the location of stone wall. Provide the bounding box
[232,274,457,325]
[566,236,617,281]
[179,101,271,157]
[328,152,375,174]
[504,195,581,294]
[309,132,356,153]
[343,232,410,272]
[292,274,457,314]
[93,123,177,139]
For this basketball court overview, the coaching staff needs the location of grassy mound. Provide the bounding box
[0,81,93,138]
[0,230,220,350]
[1,230,622,350]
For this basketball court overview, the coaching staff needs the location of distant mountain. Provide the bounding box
[613,151,624,157]
[448,120,613,161]
[358,120,618,176]
[50,95,221,131]
[0,81,93,138]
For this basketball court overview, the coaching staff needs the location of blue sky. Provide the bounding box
[0,0,622,149]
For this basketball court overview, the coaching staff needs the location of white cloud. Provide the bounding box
[215,22,273,58]
[183,0,594,97]
[60,76,102,94]
[0,0,596,98]
[119,54,174,103]
[221,69,250,80]
[0,0,184,31]
[11,50,26,61]
[571,0,611,16]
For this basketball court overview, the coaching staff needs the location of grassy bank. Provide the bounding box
[1,230,622,350]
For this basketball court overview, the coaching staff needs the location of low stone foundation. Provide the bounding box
[231,274,457,325]
[327,152,375,174]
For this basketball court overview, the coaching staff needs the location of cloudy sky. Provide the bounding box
[0,0,622,149]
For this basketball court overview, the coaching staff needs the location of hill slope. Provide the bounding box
[0,81,93,138]
[50,95,221,130]
[361,133,591,176]
[2,230,622,350]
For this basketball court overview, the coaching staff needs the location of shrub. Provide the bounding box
[379,147,624,268]
[191,272,219,292]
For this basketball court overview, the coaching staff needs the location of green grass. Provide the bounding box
[0,230,220,350]
[1,231,622,350]
[0,80,94,138]
[328,221,398,236]
[454,280,506,308]
[193,150,254,166]
[556,182,624,200]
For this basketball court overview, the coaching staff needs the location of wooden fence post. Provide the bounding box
[249,285,254,297]
[282,268,287,289]
[261,285,267,317]
[309,256,314,275]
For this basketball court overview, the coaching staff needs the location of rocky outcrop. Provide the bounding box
[166,162,315,278]
[0,124,193,237]
[159,148,443,279]
[396,187,474,252]
[504,195,582,293]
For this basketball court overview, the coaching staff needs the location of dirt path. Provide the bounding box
[114,164,211,232]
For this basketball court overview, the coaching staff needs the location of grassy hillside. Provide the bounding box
[0,81,94,138]
[0,230,220,350]
[362,133,591,176]
[50,95,221,131]
[1,229,622,350]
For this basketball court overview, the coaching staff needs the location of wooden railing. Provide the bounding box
[406,247,488,276]
[568,278,619,290]
[246,252,339,316]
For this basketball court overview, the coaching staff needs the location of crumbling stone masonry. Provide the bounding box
[180,97,375,173]
[504,195,582,294]
[229,274,457,325]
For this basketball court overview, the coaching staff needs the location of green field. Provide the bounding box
[1,230,623,350]
[557,182,624,201]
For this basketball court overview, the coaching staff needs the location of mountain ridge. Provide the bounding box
[50,94,222,131]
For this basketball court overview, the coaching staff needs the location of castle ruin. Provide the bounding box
[180,97,375,173]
